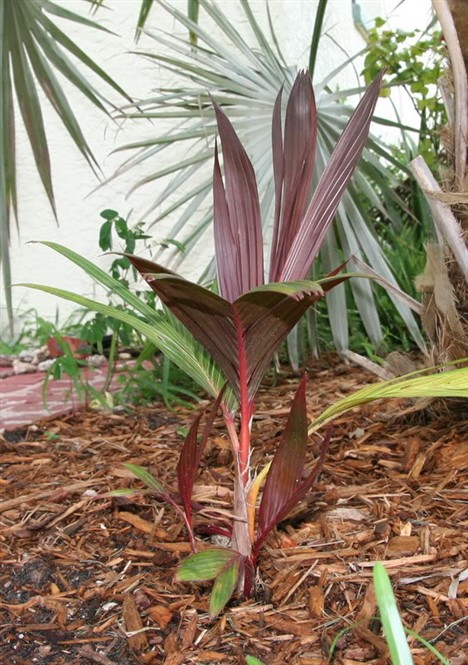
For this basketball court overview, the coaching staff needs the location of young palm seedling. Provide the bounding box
[24,69,468,615]
[114,69,385,609]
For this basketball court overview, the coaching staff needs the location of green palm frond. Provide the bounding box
[21,241,231,405]
[112,0,424,355]
[309,362,468,433]
[1,0,131,330]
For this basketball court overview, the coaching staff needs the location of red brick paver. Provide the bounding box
[0,366,117,431]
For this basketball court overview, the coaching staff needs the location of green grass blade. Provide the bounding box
[403,628,449,665]
[123,463,166,493]
[373,563,413,665]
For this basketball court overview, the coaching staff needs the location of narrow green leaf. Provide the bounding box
[188,0,200,46]
[209,557,240,617]
[123,463,166,493]
[310,364,468,434]
[373,563,413,665]
[246,658,265,665]
[175,548,238,582]
[106,488,145,497]
[135,0,155,42]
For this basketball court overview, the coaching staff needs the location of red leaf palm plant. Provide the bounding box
[124,69,384,612]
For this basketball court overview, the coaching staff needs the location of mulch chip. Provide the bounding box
[0,357,467,664]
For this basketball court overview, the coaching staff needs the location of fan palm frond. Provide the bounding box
[1,0,131,330]
[112,0,424,354]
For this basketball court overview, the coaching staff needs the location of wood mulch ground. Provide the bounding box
[0,356,467,665]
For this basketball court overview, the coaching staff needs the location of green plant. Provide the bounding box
[0,0,202,330]
[42,330,94,409]
[244,564,454,665]
[0,0,133,330]
[23,71,468,618]
[374,563,413,665]
[25,68,382,605]
[245,657,265,665]
[363,18,446,169]
[373,563,450,665]
[114,357,201,409]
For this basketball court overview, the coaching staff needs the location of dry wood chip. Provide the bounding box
[0,479,102,513]
[386,535,421,556]
[264,615,316,636]
[308,585,324,618]
[1,359,466,664]
[180,609,198,648]
[122,593,149,652]
[117,510,171,539]
[196,650,231,660]
[77,645,119,665]
[147,604,173,630]
[355,582,376,622]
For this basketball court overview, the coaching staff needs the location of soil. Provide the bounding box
[0,356,467,665]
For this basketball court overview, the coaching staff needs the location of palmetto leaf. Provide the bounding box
[1,0,130,328]
[90,0,200,44]
[113,0,423,352]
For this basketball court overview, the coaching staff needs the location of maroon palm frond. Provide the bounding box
[127,255,238,387]
[128,255,352,404]
[212,101,263,302]
[270,71,317,281]
[255,375,308,547]
[279,70,385,282]
[177,388,226,529]
[253,378,331,559]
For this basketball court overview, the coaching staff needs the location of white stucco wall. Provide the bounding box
[1,0,433,337]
